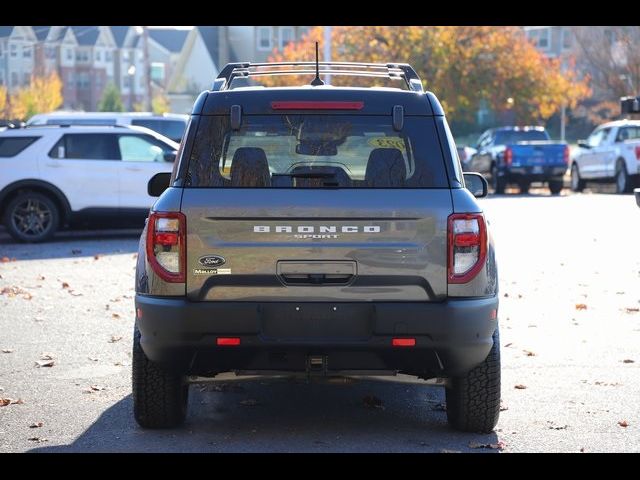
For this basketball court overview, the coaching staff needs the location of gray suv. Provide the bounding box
[133,61,500,433]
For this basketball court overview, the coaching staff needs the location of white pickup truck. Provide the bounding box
[570,120,640,193]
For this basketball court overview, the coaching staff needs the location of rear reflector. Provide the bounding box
[217,337,241,346]
[271,101,364,110]
[392,338,416,347]
[490,309,497,320]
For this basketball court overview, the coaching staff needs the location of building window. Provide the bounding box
[527,27,551,50]
[96,50,102,62]
[151,62,165,83]
[23,46,32,58]
[106,50,112,62]
[11,72,18,86]
[123,50,130,61]
[76,50,89,62]
[0,72,4,85]
[278,27,295,50]
[66,48,72,60]
[561,28,572,50]
[257,26,273,51]
[77,72,90,89]
[67,71,73,83]
[10,44,17,57]
[23,72,30,85]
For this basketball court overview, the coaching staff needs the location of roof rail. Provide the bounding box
[24,123,131,129]
[211,62,424,93]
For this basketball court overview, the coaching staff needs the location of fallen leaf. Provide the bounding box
[240,399,260,406]
[27,437,48,443]
[514,384,527,390]
[61,282,70,289]
[548,424,568,430]
[37,275,46,281]
[71,249,82,255]
[1,286,32,299]
[503,293,509,298]
[12,398,24,405]
[35,360,54,368]
[517,294,523,299]
[34,316,44,322]
[575,303,587,310]
[105,304,110,310]
[88,357,99,362]
[1,256,15,263]
[111,313,120,319]
[108,335,123,343]
[580,447,585,453]
[0,398,11,406]
[362,395,384,409]
[114,361,123,366]
[29,422,43,428]
[40,353,54,360]
[132,253,138,259]
[469,441,505,450]
[68,290,83,296]
[2,349,14,353]
[523,350,536,357]
[625,307,639,313]
[616,291,625,295]
[618,420,629,428]
[500,402,509,411]
[622,359,635,364]
[94,254,102,260]
[504,343,513,347]
[89,385,105,391]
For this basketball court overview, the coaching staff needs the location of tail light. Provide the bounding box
[635,145,640,160]
[146,212,186,283]
[504,147,513,167]
[448,213,487,284]
[563,145,570,165]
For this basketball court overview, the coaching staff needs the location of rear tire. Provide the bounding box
[491,165,505,194]
[2,191,59,243]
[570,163,585,192]
[445,328,501,433]
[132,324,188,428]
[615,160,631,194]
[548,179,563,195]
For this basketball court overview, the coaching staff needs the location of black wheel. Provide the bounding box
[518,180,531,194]
[548,179,563,195]
[615,160,630,194]
[2,191,59,243]
[490,165,505,194]
[132,324,188,428]
[445,328,501,433]
[570,164,585,192]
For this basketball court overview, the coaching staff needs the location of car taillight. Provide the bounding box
[564,145,570,165]
[504,147,513,167]
[448,213,487,284]
[146,212,186,283]
[635,145,640,160]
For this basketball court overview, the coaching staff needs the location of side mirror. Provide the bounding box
[577,140,590,149]
[464,172,488,198]
[148,172,171,197]
[164,151,177,162]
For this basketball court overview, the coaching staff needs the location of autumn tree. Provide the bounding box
[98,82,124,112]
[264,26,590,125]
[7,71,63,120]
[152,93,170,114]
[0,85,7,118]
[571,26,640,122]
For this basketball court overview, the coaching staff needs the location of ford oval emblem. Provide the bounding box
[198,255,226,267]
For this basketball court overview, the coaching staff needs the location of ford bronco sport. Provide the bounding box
[133,61,500,433]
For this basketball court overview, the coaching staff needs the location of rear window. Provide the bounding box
[493,130,549,144]
[0,136,40,157]
[131,119,186,142]
[186,115,448,188]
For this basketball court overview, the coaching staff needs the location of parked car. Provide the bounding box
[26,112,188,143]
[456,145,477,169]
[0,124,178,242]
[132,61,500,433]
[467,126,569,194]
[570,120,640,194]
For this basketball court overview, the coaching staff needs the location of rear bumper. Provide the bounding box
[501,166,567,182]
[135,295,499,378]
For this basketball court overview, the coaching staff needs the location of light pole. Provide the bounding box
[127,64,136,111]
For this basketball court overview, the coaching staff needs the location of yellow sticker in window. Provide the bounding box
[367,137,406,151]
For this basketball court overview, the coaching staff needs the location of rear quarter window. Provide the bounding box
[0,136,40,157]
[185,115,448,189]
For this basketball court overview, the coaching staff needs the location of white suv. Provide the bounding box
[571,119,640,194]
[0,124,179,242]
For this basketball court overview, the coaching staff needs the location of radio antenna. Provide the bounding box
[310,41,324,86]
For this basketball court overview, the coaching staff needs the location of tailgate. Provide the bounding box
[510,143,566,167]
[183,189,451,302]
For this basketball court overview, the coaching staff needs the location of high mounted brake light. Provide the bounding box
[448,213,487,284]
[270,101,364,110]
[146,212,186,283]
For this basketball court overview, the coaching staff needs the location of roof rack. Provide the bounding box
[212,62,424,93]
[24,123,131,129]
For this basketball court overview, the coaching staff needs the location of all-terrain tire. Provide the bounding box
[132,325,188,428]
[445,328,501,433]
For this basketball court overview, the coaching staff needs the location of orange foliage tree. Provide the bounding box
[8,71,63,120]
[264,26,591,124]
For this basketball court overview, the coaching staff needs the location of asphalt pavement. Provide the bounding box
[0,188,638,452]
